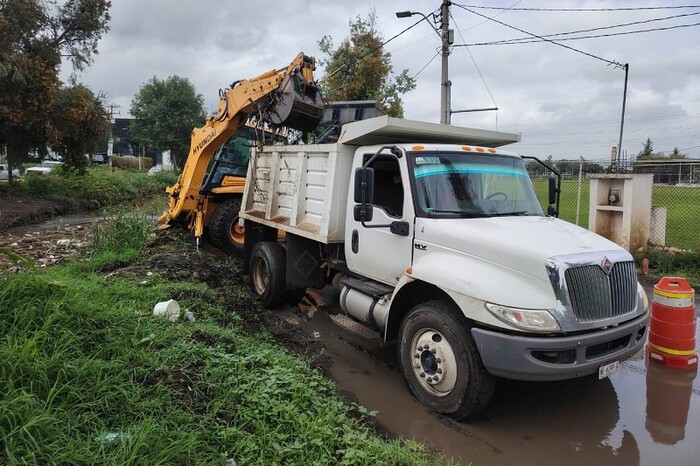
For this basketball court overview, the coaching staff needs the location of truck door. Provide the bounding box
[346,151,414,285]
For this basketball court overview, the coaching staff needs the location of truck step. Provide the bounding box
[343,277,394,299]
[329,314,380,340]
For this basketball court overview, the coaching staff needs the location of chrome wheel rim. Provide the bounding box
[410,328,458,397]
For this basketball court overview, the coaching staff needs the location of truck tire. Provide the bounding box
[248,241,286,308]
[208,196,245,256]
[398,300,495,420]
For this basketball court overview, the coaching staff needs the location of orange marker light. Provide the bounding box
[406,267,413,275]
[462,146,472,151]
[412,145,425,151]
[476,147,485,153]
[488,148,497,153]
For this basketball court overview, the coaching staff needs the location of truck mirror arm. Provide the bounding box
[522,156,561,218]
[355,145,408,234]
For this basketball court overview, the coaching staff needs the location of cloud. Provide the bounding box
[60,0,700,159]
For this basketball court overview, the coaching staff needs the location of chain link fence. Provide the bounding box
[527,159,700,252]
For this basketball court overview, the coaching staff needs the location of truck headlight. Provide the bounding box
[485,303,560,332]
[638,283,649,312]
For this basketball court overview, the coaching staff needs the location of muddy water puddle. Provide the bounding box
[282,296,700,465]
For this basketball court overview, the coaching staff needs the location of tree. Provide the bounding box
[51,84,109,173]
[129,76,206,170]
[637,137,656,160]
[0,0,111,182]
[318,11,416,118]
[670,147,687,159]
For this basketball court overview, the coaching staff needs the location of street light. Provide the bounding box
[396,0,453,124]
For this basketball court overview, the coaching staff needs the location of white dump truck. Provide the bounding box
[239,116,649,419]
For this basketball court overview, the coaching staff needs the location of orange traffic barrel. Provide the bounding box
[647,277,697,369]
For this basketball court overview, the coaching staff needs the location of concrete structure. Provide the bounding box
[588,174,654,252]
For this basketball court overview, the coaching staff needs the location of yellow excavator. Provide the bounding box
[158,53,324,253]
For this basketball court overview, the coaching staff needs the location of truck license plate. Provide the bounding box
[598,361,619,379]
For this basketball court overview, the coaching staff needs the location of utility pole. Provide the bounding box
[616,63,629,172]
[397,1,453,125]
[440,0,452,125]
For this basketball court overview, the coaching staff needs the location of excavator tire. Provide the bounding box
[208,196,245,257]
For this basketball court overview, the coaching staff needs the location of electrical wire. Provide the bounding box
[460,22,700,46]
[465,11,700,46]
[453,4,622,66]
[320,15,429,84]
[456,0,524,33]
[456,4,700,12]
[449,11,498,108]
[411,51,440,79]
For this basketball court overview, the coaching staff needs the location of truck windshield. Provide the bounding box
[409,151,543,218]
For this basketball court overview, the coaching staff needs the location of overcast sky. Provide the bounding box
[60,0,700,161]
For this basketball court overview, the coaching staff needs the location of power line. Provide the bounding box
[412,51,440,79]
[320,13,434,85]
[449,11,498,108]
[460,22,700,46]
[453,4,622,66]
[456,4,700,12]
[456,0,524,33]
[466,11,700,46]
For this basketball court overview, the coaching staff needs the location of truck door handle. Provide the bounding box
[352,229,359,253]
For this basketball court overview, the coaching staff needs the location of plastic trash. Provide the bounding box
[94,431,129,443]
[153,299,181,322]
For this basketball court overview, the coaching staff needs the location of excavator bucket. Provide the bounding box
[267,76,324,132]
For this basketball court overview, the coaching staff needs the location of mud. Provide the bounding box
[284,292,700,466]
[1,215,698,465]
[0,194,67,231]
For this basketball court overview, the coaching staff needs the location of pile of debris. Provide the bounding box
[0,225,93,271]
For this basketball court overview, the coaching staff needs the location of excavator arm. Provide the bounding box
[159,53,323,241]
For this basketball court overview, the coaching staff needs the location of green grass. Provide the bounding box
[0,216,446,465]
[0,166,177,212]
[531,179,700,251]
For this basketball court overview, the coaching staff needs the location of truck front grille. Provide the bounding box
[564,261,637,322]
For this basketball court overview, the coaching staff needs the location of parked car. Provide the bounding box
[147,164,164,176]
[91,152,108,164]
[0,163,20,181]
[25,160,62,175]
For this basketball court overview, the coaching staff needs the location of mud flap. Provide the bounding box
[285,233,325,290]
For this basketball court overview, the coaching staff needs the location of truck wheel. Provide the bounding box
[398,300,495,420]
[248,242,286,308]
[209,196,245,256]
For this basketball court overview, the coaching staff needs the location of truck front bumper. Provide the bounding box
[471,313,649,381]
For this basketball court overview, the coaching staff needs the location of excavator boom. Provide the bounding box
[159,53,323,241]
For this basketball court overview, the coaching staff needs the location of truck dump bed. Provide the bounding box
[239,116,521,244]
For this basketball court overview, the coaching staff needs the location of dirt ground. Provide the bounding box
[0,194,68,231]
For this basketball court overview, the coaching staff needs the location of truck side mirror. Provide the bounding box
[548,174,559,217]
[354,167,374,204]
[548,174,557,205]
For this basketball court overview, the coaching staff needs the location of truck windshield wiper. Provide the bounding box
[428,210,532,218]
[486,211,532,217]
